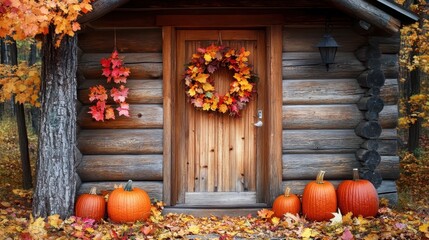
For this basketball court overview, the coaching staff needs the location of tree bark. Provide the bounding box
[32,27,78,218]
[28,42,41,134]
[0,38,4,119]
[2,36,16,116]
[3,37,33,189]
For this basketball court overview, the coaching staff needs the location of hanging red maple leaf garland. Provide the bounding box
[88,50,131,121]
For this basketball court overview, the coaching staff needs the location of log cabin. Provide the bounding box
[75,0,418,216]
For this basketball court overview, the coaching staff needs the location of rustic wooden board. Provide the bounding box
[78,104,163,129]
[78,28,162,53]
[79,53,162,79]
[282,129,397,154]
[282,154,399,180]
[78,181,163,201]
[78,129,163,154]
[184,192,257,205]
[282,78,398,105]
[78,79,163,104]
[378,140,398,155]
[282,104,397,129]
[77,155,163,181]
[282,179,397,195]
[282,52,398,79]
[283,28,366,52]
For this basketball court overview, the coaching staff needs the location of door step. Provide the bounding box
[163,203,268,217]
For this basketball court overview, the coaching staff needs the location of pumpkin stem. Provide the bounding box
[284,187,291,197]
[124,180,133,191]
[316,170,326,184]
[89,187,97,195]
[352,168,360,181]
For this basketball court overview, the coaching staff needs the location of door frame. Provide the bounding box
[162,25,283,206]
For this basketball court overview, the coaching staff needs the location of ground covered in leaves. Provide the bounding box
[0,119,429,239]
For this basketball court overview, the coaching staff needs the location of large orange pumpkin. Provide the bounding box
[302,170,337,221]
[272,187,301,218]
[75,187,106,221]
[337,168,379,217]
[107,180,151,223]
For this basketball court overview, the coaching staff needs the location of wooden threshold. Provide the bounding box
[163,203,268,217]
[184,192,257,205]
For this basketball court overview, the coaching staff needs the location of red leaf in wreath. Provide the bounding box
[102,67,111,78]
[111,50,119,58]
[111,58,123,68]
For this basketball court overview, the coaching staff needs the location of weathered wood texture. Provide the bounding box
[78,53,162,79]
[78,104,163,129]
[282,78,398,105]
[78,80,163,104]
[78,29,162,53]
[282,104,397,129]
[78,0,130,24]
[282,129,397,154]
[282,179,397,195]
[78,181,163,200]
[282,154,399,180]
[77,155,162,181]
[282,52,397,79]
[184,192,257,206]
[78,129,163,154]
[327,0,401,34]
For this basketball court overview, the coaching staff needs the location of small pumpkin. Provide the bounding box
[75,187,106,221]
[272,187,301,218]
[302,170,337,221]
[337,168,379,217]
[107,180,151,223]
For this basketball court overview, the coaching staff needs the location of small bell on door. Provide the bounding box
[254,110,263,127]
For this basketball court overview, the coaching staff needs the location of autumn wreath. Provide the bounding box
[184,44,258,117]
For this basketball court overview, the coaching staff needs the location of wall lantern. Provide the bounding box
[317,18,339,71]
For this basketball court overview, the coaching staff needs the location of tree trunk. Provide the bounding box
[32,27,78,218]
[3,37,33,189]
[29,42,41,133]
[2,36,16,117]
[0,38,4,119]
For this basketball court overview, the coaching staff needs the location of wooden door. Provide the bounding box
[173,30,266,206]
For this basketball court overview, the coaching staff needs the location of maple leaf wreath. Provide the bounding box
[184,44,258,117]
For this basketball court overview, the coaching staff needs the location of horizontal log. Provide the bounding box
[77,155,163,181]
[281,179,397,195]
[283,28,367,52]
[79,53,162,79]
[356,149,381,171]
[370,35,400,54]
[379,128,397,140]
[78,104,163,129]
[78,181,163,201]
[282,52,398,79]
[78,129,163,154]
[355,121,382,139]
[357,69,386,88]
[77,0,129,24]
[357,96,384,113]
[282,78,398,105]
[378,139,398,156]
[78,28,162,53]
[78,79,163,104]
[282,104,397,129]
[282,154,399,180]
[361,140,379,150]
[283,129,362,153]
[282,52,365,79]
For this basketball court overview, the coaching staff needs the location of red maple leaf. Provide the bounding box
[100,58,111,68]
[101,67,111,78]
[111,59,122,68]
[88,105,104,121]
[105,106,115,120]
[111,50,119,59]
[110,85,129,103]
[116,102,130,117]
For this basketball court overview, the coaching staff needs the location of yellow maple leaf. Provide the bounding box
[202,102,211,111]
[188,87,196,97]
[48,214,62,229]
[195,73,209,83]
[271,216,280,226]
[219,104,228,113]
[187,225,200,234]
[202,82,214,91]
[420,223,429,233]
[204,53,212,62]
[28,215,48,239]
[342,211,353,225]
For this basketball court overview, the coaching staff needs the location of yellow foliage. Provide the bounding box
[0,63,41,107]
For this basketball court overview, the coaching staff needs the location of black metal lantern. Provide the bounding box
[317,33,339,71]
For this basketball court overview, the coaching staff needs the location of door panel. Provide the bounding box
[174,30,265,205]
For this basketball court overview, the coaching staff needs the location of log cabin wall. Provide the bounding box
[281,26,400,201]
[76,28,164,200]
